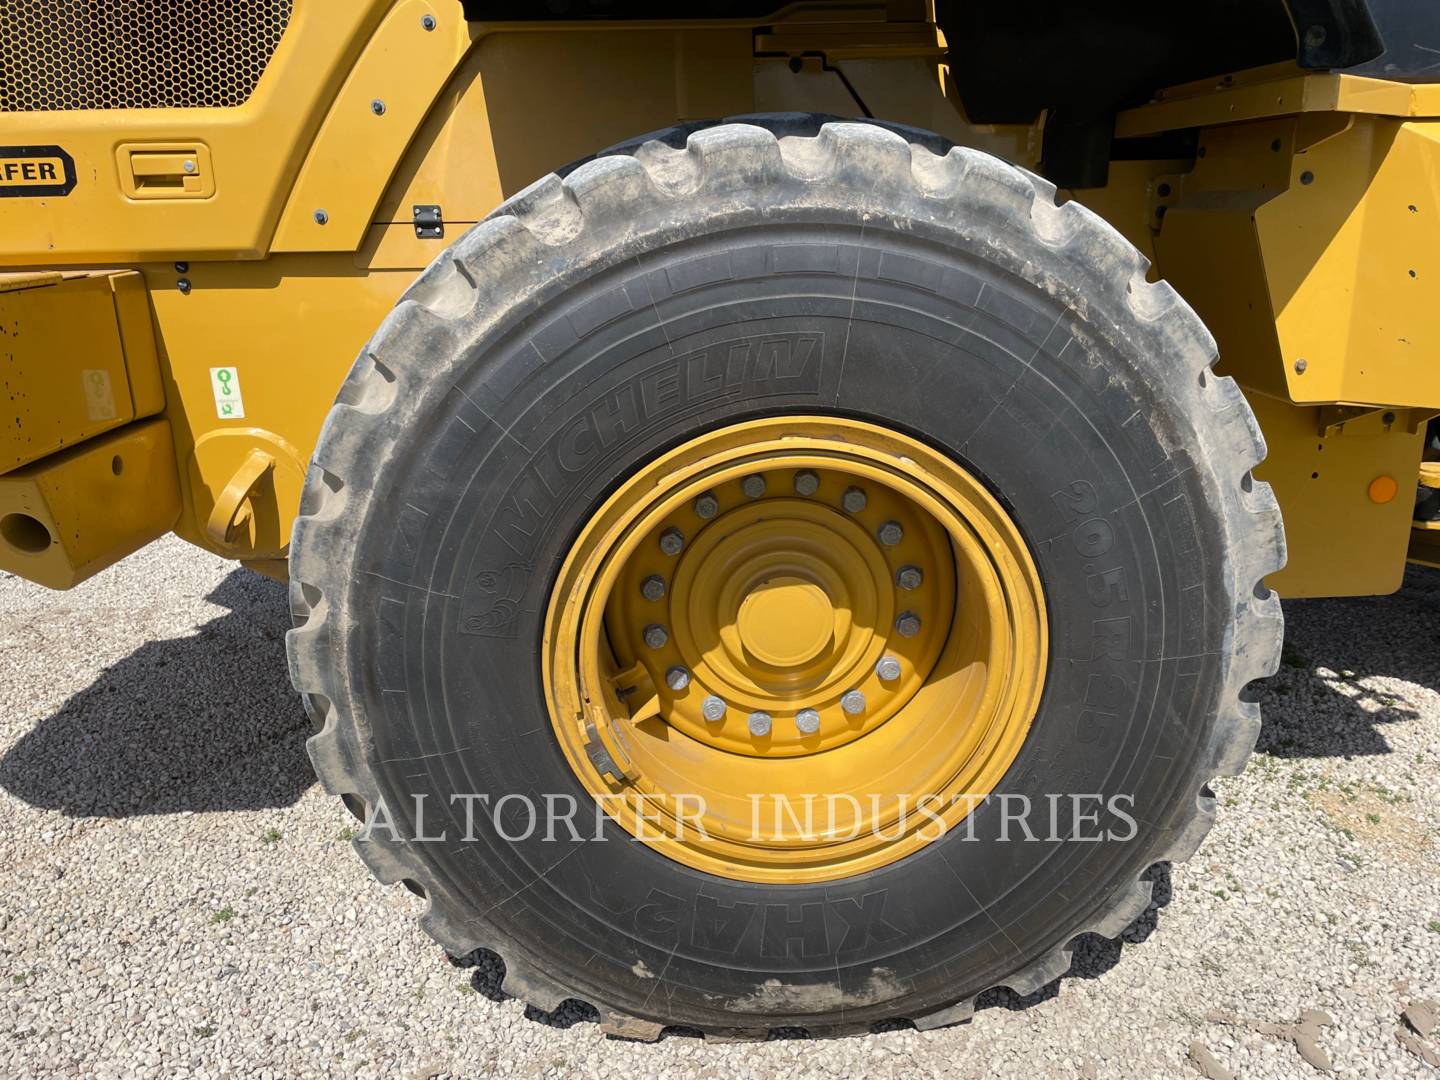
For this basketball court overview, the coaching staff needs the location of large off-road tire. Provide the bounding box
[286,117,1284,1038]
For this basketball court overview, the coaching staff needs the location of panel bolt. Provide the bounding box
[842,486,868,513]
[659,527,686,556]
[742,474,767,498]
[665,665,691,692]
[877,520,904,546]
[875,655,902,681]
[840,690,866,715]
[313,209,329,225]
[176,278,192,295]
[895,611,921,638]
[421,12,437,30]
[693,492,719,519]
[1294,358,1308,374]
[174,261,188,274]
[748,710,773,737]
[795,708,821,734]
[643,624,669,649]
[896,565,923,590]
[793,470,820,496]
[702,695,727,722]
[371,98,386,116]
[641,575,666,601]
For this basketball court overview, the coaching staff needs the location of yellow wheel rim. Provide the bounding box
[543,417,1047,883]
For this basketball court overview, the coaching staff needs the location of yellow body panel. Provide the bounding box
[0,418,180,588]
[1117,67,1440,140]
[1144,92,1440,595]
[271,0,475,251]
[143,256,417,560]
[0,271,161,472]
[1243,397,1426,597]
[0,2,1437,597]
[1261,120,1440,407]
[0,0,396,261]
[1154,111,1440,408]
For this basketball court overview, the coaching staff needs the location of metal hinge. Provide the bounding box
[412,204,443,239]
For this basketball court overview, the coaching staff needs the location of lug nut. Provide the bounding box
[877,520,904,546]
[793,470,820,496]
[895,611,921,638]
[659,527,686,556]
[643,624,669,649]
[742,474,767,499]
[842,486,868,513]
[875,655,902,681]
[693,492,719,519]
[896,565,924,590]
[795,708,821,735]
[840,690,866,715]
[748,710,773,737]
[701,695,727,722]
[641,575,666,601]
[665,665,691,692]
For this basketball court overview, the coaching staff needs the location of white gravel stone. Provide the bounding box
[1,539,1437,1077]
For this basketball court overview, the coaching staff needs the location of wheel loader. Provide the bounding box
[3,0,1438,1039]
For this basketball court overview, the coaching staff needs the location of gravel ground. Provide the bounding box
[1,535,1437,1079]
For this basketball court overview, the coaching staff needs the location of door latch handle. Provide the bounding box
[116,143,214,199]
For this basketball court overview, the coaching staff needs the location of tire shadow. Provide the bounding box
[976,861,1175,1015]
[0,568,314,817]
[1254,565,1439,759]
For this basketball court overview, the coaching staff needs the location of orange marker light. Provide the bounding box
[1368,475,1399,504]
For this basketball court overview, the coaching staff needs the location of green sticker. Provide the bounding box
[209,366,245,420]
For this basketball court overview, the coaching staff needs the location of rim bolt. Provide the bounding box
[641,575,666,601]
[896,565,924,590]
[875,655,902,681]
[701,695,727,722]
[694,492,719,519]
[895,611,921,638]
[793,470,820,496]
[659,527,686,556]
[742,474,767,499]
[840,690,866,715]
[643,624,669,649]
[877,520,904,546]
[795,708,821,735]
[748,710,773,737]
[665,665,691,692]
[842,486,868,513]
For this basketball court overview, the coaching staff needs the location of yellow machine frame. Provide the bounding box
[2,0,1438,596]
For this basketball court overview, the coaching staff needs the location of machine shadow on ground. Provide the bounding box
[1254,565,1438,759]
[0,568,313,817]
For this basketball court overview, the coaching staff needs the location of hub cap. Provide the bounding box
[543,417,1046,883]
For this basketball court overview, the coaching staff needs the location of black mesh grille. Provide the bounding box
[0,0,295,112]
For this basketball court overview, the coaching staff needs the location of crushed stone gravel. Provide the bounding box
[1,536,1437,1078]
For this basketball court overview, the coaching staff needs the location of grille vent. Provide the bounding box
[0,0,295,112]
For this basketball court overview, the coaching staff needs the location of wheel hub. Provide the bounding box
[543,417,1046,883]
[736,576,833,669]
